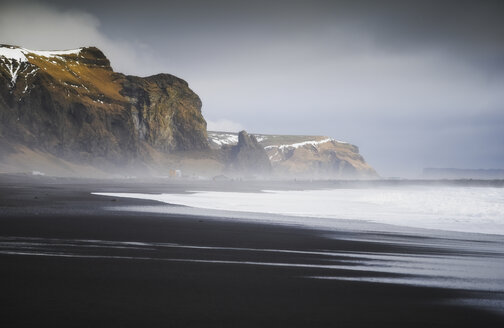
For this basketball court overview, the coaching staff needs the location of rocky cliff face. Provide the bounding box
[209,131,377,178]
[0,45,208,169]
[221,131,271,175]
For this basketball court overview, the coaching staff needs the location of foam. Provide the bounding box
[93,186,504,235]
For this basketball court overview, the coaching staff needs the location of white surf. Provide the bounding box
[94,186,504,235]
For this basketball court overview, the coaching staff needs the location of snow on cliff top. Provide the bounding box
[208,131,348,150]
[207,132,239,146]
[0,45,82,63]
[264,138,338,150]
[0,46,83,86]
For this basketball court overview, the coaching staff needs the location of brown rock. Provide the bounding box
[0,45,208,169]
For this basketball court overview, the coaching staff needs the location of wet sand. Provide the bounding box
[1,174,503,327]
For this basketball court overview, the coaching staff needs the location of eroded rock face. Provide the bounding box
[263,138,377,178]
[222,131,272,175]
[0,45,208,167]
[209,131,378,178]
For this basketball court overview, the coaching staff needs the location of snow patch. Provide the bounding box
[24,48,82,59]
[0,46,82,85]
[208,132,239,146]
[0,47,27,62]
[1,58,22,86]
[0,46,82,62]
[265,138,335,150]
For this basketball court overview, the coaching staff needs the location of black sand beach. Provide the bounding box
[1,174,503,327]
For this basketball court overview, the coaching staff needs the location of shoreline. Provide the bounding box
[1,175,504,327]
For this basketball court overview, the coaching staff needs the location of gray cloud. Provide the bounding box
[0,1,160,75]
[2,0,503,176]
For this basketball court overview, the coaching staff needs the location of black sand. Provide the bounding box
[1,174,503,327]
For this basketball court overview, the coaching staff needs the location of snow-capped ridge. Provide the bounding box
[0,45,83,86]
[0,45,83,63]
[207,132,239,146]
[264,137,345,150]
[208,132,348,150]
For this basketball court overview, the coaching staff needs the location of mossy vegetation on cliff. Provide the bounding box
[0,45,208,172]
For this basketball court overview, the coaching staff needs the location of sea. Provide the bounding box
[94,185,504,236]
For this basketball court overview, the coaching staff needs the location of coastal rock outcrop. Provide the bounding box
[209,131,377,178]
[222,130,272,175]
[0,45,208,168]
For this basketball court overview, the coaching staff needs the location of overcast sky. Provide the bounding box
[1,0,503,176]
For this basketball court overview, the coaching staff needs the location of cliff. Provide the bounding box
[0,45,208,172]
[209,132,378,178]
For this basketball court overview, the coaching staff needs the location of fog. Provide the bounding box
[1,0,503,177]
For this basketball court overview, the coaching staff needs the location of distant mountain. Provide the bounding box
[0,45,208,175]
[423,168,504,179]
[208,131,377,178]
